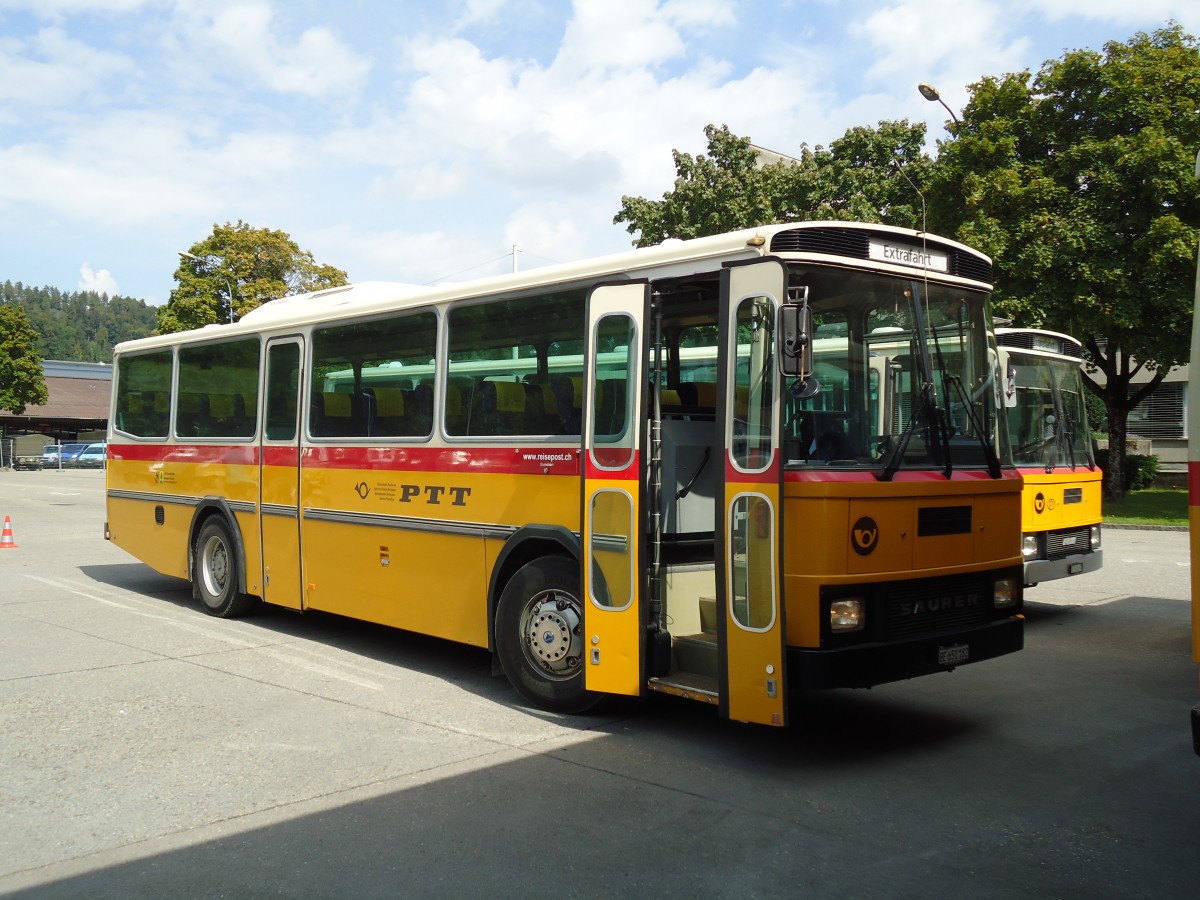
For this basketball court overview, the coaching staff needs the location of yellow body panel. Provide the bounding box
[1192,503,1200,665]
[260,459,303,610]
[108,451,582,650]
[1018,468,1103,533]
[299,464,577,647]
[723,482,786,726]
[583,477,642,697]
[107,455,262,584]
[782,476,1023,648]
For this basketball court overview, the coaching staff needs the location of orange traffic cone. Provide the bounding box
[0,515,16,549]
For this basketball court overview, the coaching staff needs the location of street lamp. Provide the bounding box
[918,82,960,125]
[178,251,236,324]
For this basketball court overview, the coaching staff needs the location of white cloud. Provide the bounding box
[78,262,119,296]
[0,26,135,107]
[452,0,508,32]
[1014,0,1197,27]
[183,3,371,97]
[853,0,1033,115]
[0,0,149,15]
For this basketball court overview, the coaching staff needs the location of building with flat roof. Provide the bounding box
[0,360,111,452]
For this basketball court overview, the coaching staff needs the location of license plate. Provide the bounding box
[938,644,969,665]
[1068,562,1083,575]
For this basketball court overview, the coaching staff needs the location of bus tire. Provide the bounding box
[194,517,257,618]
[495,556,600,714]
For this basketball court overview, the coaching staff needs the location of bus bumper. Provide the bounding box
[1024,549,1103,587]
[788,616,1024,691]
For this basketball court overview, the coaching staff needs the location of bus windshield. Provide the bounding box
[782,266,1006,474]
[1006,350,1094,470]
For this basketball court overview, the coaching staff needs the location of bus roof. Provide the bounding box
[116,221,993,354]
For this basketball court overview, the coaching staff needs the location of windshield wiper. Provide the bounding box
[945,374,1003,479]
[877,379,943,481]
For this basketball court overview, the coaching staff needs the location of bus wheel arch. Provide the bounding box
[189,503,257,618]
[492,539,599,714]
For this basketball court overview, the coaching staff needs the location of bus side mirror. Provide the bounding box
[780,298,813,378]
[781,298,820,401]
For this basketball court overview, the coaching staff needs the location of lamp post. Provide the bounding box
[918,82,960,125]
[178,251,236,324]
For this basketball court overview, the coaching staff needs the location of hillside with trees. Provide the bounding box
[0,281,158,363]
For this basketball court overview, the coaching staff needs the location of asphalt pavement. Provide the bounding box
[1,468,1197,899]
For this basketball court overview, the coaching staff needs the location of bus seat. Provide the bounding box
[524,382,561,434]
[443,384,466,434]
[551,375,584,433]
[369,386,422,437]
[317,391,365,436]
[596,378,627,436]
[208,393,236,421]
[411,382,433,435]
[689,380,718,409]
[472,380,528,435]
[177,392,209,436]
[733,385,749,419]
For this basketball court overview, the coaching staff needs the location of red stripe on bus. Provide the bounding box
[108,442,586,475]
[109,444,259,465]
[783,468,1022,484]
[724,449,779,483]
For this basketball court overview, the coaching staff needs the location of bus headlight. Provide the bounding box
[994,576,1019,609]
[1091,525,1102,549]
[830,598,865,632]
[1021,534,1038,559]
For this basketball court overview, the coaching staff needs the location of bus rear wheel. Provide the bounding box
[496,556,599,714]
[194,517,257,618]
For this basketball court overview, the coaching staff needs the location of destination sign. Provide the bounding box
[868,238,949,273]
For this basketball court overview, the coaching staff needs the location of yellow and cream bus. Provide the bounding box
[1189,151,1200,756]
[105,222,1024,726]
[995,328,1103,586]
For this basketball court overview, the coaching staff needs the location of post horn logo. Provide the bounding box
[1033,492,1046,514]
[851,516,879,556]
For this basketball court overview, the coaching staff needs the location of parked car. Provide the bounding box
[75,443,108,469]
[13,453,44,471]
[56,443,90,467]
[41,445,61,465]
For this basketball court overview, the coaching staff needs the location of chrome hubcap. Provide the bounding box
[521,589,582,681]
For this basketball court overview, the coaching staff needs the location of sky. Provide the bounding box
[1,0,1197,306]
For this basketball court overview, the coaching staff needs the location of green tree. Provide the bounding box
[0,280,158,362]
[614,121,934,247]
[157,221,349,334]
[929,25,1200,499]
[0,303,49,414]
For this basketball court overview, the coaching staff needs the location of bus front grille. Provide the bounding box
[884,573,992,640]
[1047,526,1093,560]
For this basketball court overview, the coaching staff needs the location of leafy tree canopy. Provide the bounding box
[614,121,934,247]
[157,220,349,334]
[0,280,157,362]
[0,302,49,414]
[929,24,1200,497]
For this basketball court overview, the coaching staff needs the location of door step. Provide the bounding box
[647,671,719,704]
[647,632,720,704]
[672,632,718,678]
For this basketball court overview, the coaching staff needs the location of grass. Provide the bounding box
[1103,489,1188,527]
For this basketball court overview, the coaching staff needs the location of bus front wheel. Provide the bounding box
[194,517,257,618]
[495,556,600,714]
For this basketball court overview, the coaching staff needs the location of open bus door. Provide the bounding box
[717,259,788,726]
[583,282,649,698]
